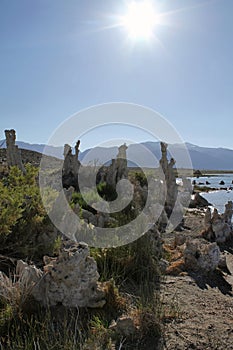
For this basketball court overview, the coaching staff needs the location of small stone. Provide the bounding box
[112,316,136,336]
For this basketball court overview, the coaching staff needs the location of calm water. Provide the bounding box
[201,190,233,213]
[192,173,233,189]
[193,174,233,213]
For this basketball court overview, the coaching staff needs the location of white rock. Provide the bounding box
[15,243,105,308]
[184,239,220,272]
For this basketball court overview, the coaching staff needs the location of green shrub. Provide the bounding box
[0,165,55,260]
[134,171,148,188]
[96,182,117,201]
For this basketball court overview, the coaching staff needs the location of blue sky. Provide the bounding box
[1,0,233,150]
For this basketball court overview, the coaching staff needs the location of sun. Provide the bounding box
[121,1,158,40]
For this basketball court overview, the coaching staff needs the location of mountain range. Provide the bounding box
[0,139,233,170]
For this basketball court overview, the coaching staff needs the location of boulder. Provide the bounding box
[190,193,209,208]
[109,315,136,336]
[174,233,186,247]
[218,254,227,270]
[15,242,106,308]
[184,239,220,272]
[16,260,42,287]
[203,202,233,243]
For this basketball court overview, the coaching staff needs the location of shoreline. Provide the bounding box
[162,207,233,349]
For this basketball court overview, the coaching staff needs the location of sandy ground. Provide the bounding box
[161,209,233,350]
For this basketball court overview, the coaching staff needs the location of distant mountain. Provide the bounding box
[78,142,233,170]
[0,139,64,159]
[1,139,233,170]
[183,143,233,170]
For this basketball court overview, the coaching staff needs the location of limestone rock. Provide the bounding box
[174,233,186,247]
[5,129,25,173]
[146,226,162,258]
[81,209,98,226]
[16,260,42,287]
[159,258,170,273]
[62,142,81,189]
[109,315,136,336]
[159,142,178,212]
[15,243,106,308]
[223,201,233,225]
[106,143,128,188]
[204,207,212,230]
[203,202,233,243]
[158,208,169,231]
[190,193,209,208]
[184,239,220,272]
[218,254,227,270]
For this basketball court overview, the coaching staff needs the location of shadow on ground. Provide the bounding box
[218,237,233,254]
[188,269,233,296]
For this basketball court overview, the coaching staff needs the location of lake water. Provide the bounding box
[201,190,233,213]
[192,174,233,213]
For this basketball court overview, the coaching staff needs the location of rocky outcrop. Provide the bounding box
[15,242,106,308]
[159,142,178,214]
[62,141,81,189]
[16,260,43,286]
[109,315,137,336]
[106,143,128,188]
[5,129,25,173]
[165,231,223,275]
[62,142,128,192]
[189,193,209,208]
[73,202,114,228]
[203,201,233,243]
[184,239,220,272]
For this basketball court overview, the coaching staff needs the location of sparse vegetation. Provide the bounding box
[0,164,165,350]
[0,165,56,260]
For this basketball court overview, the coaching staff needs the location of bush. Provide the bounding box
[0,164,164,349]
[134,171,148,188]
[0,165,55,260]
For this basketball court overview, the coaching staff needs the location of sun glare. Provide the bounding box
[122,1,158,40]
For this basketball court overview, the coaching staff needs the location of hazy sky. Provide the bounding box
[1,0,233,150]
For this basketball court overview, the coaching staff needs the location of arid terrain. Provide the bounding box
[1,137,233,349]
[161,209,233,349]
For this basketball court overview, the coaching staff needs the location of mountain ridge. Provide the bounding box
[1,139,233,170]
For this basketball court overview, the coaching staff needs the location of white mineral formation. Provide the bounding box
[5,129,25,173]
[106,143,128,187]
[184,239,220,272]
[16,242,106,308]
[203,201,233,243]
[159,142,178,212]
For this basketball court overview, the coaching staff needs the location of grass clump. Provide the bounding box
[0,166,168,349]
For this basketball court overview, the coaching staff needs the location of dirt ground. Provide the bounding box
[160,208,233,350]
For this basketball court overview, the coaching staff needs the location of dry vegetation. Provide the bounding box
[1,156,232,349]
[0,165,166,350]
